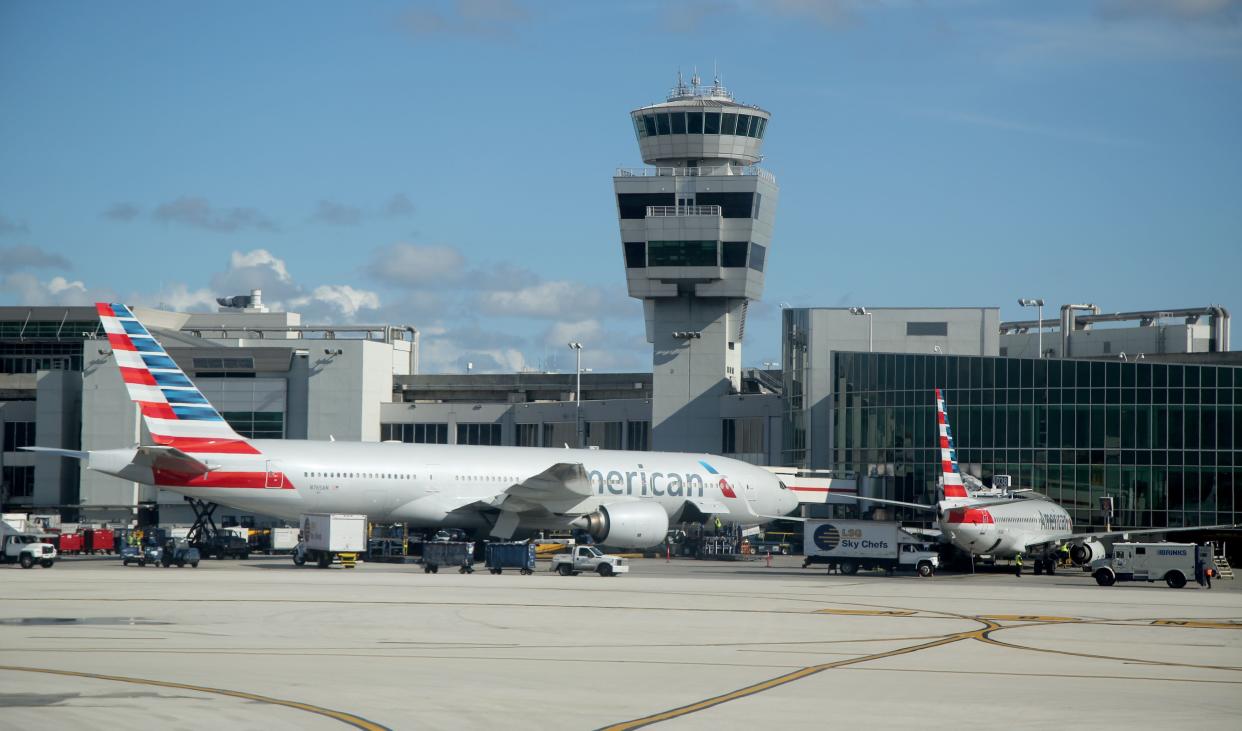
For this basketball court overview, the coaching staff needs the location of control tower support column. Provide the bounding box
[613,73,778,453]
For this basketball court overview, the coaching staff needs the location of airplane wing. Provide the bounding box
[1025,523,1241,553]
[684,497,730,515]
[461,462,604,539]
[21,446,89,460]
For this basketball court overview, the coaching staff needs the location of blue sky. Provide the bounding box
[1,0,1239,373]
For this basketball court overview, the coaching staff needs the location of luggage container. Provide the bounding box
[485,542,536,575]
[57,533,83,555]
[84,528,116,555]
[422,541,474,574]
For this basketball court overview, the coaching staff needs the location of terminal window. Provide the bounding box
[2,465,34,498]
[906,322,949,336]
[616,193,674,219]
[722,242,748,268]
[648,241,717,267]
[624,242,646,268]
[382,423,448,444]
[3,422,36,452]
[749,243,766,272]
[457,423,501,446]
[221,412,284,439]
[695,192,755,219]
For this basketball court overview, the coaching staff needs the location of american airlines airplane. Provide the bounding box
[27,303,798,549]
[845,389,1231,574]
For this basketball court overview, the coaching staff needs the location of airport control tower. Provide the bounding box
[613,73,778,453]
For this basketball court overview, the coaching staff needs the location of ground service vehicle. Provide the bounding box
[160,539,201,568]
[485,542,536,574]
[802,520,939,577]
[295,513,366,568]
[423,541,475,573]
[1,522,57,568]
[1091,542,1210,589]
[551,545,629,577]
[197,534,251,560]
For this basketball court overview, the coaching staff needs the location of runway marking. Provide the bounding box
[815,608,916,617]
[0,665,389,730]
[977,630,1242,672]
[1150,620,1242,630]
[979,614,1081,623]
[595,618,1000,731]
[846,666,1242,685]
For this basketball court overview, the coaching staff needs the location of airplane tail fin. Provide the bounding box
[96,303,256,455]
[935,388,968,499]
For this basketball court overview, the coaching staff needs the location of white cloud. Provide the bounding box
[150,283,217,312]
[152,197,277,233]
[479,280,600,319]
[365,243,466,287]
[0,245,71,271]
[0,272,112,306]
[292,284,381,318]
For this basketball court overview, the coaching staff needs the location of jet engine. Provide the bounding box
[574,502,669,549]
[1069,538,1107,566]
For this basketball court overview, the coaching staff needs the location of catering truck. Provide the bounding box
[294,514,367,568]
[1090,542,1211,589]
[1,520,58,568]
[802,519,939,577]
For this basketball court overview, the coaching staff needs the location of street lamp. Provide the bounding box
[848,307,872,352]
[568,342,583,448]
[1018,298,1045,357]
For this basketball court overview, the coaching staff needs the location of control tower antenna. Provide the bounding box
[613,70,777,452]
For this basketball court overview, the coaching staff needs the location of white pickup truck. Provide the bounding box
[551,545,629,577]
[1,522,58,568]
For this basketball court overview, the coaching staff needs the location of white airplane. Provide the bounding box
[843,389,1233,574]
[26,303,798,549]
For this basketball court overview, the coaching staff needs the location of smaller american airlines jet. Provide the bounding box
[845,389,1233,573]
[26,304,798,549]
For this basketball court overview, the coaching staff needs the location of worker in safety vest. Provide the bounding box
[1205,566,1214,589]
[1014,553,1023,578]
[1057,544,1070,565]
[714,516,723,535]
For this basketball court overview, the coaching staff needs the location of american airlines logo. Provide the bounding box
[587,469,709,498]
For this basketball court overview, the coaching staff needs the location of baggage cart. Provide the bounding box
[485,542,536,575]
[422,541,474,574]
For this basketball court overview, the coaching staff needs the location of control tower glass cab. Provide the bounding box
[613,74,778,453]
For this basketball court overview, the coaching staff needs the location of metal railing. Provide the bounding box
[616,165,776,184]
[646,205,721,217]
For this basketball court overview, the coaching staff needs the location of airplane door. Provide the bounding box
[264,460,285,489]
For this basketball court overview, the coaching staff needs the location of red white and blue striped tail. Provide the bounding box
[935,388,968,499]
[96,303,257,455]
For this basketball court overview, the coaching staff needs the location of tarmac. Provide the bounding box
[2,555,1240,730]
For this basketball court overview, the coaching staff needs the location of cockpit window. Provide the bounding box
[778,481,789,490]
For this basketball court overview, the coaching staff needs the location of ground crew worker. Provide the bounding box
[714,516,723,535]
[1014,553,1023,578]
[1057,544,1070,565]
[1205,566,1214,589]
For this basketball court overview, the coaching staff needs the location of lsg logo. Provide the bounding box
[813,524,841,551]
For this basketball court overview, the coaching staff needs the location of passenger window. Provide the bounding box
[721,113,737,135]
[704,112,721,134]
[670,112,686,134]
[687,111,703,134]
[656,113,671,135]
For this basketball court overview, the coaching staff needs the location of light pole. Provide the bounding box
[568,342,583,448]
[848,307,872,352]
[1018,298,1045,357]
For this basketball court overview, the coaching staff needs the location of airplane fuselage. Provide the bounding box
[131,440,795,532]
[941,496,1073,559]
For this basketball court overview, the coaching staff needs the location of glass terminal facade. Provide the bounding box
[832,351,1241,531]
